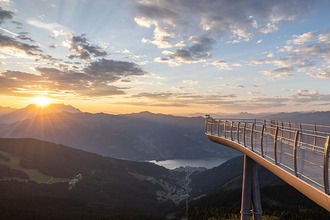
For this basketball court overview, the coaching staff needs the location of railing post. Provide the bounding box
[260,125,265,157]
[205,116,209,134]
[243,122,247,146]
[231,121,234,140]
[323,136,330,194]
[210,119,213,135]
[299,123,302,144]
[274,127,279,164]
[224,120,227,138]
[288,122,292,140]
[237,122,240,143]
[281,121,284,138]
[251,123,255,151]
[293,130,299,177]
[314,124,317,150]
[217,121,220,136]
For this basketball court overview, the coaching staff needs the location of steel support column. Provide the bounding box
[241,155,262,220]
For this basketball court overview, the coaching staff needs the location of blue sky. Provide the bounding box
[0,0,329,115]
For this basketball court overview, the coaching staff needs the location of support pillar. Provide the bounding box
[251,158,262,220]
[240,155,262,220]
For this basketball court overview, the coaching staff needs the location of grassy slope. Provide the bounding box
[0,138,180,219]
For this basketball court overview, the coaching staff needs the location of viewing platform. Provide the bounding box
[205,116,330,216]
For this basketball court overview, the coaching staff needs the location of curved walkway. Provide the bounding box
[205,116,330,212]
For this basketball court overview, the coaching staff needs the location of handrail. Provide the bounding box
[324,136,330,194]
[205,116,330,197]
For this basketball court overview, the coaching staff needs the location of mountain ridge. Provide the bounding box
[0,103,81,124]
[0,111,237,160]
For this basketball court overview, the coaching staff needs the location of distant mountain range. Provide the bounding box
[0,104,81,124]
[191,110,330,126]
[265,111,330,125]
[1,104,329,161]
[0,106,15,116]
[0,104,238,160]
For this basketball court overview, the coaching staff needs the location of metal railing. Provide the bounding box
[205,116,330,195]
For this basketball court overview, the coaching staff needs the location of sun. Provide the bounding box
[31,96,51,107]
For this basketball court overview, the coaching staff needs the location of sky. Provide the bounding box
[0,0,330,116]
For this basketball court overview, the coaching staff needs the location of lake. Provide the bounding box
[148,157,233,169]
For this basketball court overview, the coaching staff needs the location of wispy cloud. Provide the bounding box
[251,30,330,79]
[26,19,70,37]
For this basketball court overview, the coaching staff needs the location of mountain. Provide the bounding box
[189,111,270,119]
[0,106,16,116]
[0,110,238,160]
[0,138,185,219]
[189,156,284,197]
[0,104,81,124]
[2,106,328,161]
[266,111,330,126]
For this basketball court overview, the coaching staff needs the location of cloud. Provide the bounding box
[123,88,330,111]
[135,0,315,48]
[155,36,216,65]
[0,70,43,96]
[0,7,13,24]
[291,89,330,103]
[253,30,330,79]
[0,58,147,97]
[212,60,230,70]
[182,80,198,85]
[65,34,107,60]
[307,68,330,78]
[27,19,69,38]
[0,9,56,62]
[288,32,314,45]
[150,27,176,48]
[132,92,173,100]
[259,23,278,34]
[17,32,35,43]
[212,60,241,70]
[115,48,146,60]
[318,33,330,42]
[0,32,43,58]
[135,1,315,67]
[292,89,318,101]
[128,91,239,107]
[85,58,146,80]
[154,56,179,67]
[11,20,22,26]
[224,84,244,89]
[261,66,294,79]
[129,92,188,107]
